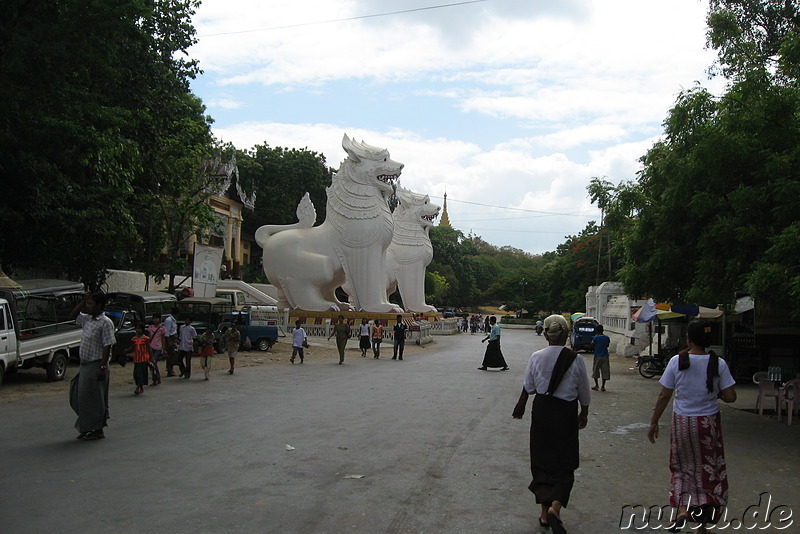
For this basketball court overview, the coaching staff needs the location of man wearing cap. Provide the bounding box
[513,314,591,534]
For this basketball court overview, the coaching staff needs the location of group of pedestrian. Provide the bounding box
[505,314,736,534]
[68,294,245,442]
[328,315,409,364]
[468,314,488,334]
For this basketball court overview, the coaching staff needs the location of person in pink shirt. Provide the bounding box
[146,314,166,386]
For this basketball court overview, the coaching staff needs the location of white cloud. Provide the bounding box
[206,97,243,110]
[191,0,725,254]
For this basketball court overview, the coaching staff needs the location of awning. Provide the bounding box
[633,299,722,322]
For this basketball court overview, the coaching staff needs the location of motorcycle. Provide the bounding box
[637,353,667,378]
[535,324,543,336]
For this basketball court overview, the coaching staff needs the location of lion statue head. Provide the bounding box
[394,187,440,235]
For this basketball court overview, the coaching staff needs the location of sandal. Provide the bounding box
[82,430,105,441]
[547,512,566,534]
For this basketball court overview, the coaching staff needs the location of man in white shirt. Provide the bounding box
[291,320,307,364]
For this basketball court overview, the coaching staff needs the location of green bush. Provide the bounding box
[500,316,537,325]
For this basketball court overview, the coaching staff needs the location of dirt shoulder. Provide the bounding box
[0,337,426,403]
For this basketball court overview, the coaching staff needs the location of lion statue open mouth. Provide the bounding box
[255,134,404,313]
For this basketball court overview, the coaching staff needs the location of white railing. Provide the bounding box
[429,318,460,335]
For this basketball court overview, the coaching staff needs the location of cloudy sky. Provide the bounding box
[188,0,725,255]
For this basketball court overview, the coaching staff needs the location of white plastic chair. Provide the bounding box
[753,372,780,416]
[777,378,800,425]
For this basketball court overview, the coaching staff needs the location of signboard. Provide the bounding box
[193,244,224,298]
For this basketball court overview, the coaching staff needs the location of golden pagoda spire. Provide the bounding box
[439,190,452,228]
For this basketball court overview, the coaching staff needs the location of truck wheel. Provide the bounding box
[257,338,273,351]
[0,364,4,387]
[216,337,227,354]
[47,352,68,381]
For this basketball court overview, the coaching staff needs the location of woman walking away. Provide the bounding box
[478,316,508,370]
[358,318,371,357]
[648,320,736,533]
[513,314,590,534]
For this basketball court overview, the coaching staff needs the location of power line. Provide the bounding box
[429,195,599,218]
[199,0,487,38]
[458,226,570,235]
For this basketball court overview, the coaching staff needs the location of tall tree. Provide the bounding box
[620,1,800,309]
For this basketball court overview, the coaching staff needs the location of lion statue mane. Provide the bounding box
[255,134,404,312]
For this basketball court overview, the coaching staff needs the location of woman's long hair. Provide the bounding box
[678,320,718,393]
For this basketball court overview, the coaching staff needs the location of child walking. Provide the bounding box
[127,323,151,395]
[146,314,165,386]
[198,330,215,380]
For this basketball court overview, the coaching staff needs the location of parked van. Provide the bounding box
[570,316,600,352]
[105,291,177,361]
[0,279,84,385]
[214,289,247,310]
[176,297,235,353]
[106,291,177,323]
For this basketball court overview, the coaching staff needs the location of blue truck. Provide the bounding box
[220,306,281,352]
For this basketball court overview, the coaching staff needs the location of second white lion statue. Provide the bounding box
[385,187,440,313]
[255,134,404,312]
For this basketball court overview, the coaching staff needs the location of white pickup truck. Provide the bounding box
[0,280,84,386]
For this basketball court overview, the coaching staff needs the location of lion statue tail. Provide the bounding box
[255,192,317,246]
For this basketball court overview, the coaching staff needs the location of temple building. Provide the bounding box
[439,191,452,228]
[185,155,256,279]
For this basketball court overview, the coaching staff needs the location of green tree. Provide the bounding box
[233,144,333,238]
[620,1,800,309]
[0,0,213,289]
[587,177,615,284]
[707,0,800,82]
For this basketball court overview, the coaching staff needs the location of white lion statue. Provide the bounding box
[255,134,404,312]
[385,187,440,312]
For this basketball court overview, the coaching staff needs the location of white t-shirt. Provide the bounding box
[359,323,370,337]
[178,324,197,352]
[659,353,736,416]
[292,327,306,348]
[523,345,591,405]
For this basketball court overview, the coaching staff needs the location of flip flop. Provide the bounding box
[667,514,689,533]
[591,386,599,391]
[547,512,566,534]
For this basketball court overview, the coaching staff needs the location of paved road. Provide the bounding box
[1,329,798,533]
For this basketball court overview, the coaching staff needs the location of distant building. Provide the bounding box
[586,282,648,357]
